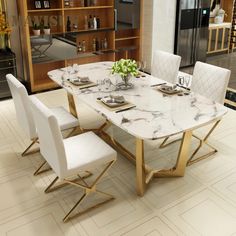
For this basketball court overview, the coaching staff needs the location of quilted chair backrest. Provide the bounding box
[151,50,181,84]
[30,96,67,178]
[192,62,231,104]
[6,74,37,140]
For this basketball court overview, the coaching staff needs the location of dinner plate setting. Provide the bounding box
[158,85,182,95]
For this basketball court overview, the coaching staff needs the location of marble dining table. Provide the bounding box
[48,61,228,196]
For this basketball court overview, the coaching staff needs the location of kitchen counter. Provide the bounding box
[209,22,231,28]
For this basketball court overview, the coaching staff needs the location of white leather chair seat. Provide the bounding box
[63,132,116,178]
[50,106,79,130]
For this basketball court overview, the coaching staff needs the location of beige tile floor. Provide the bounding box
[0,88,236,236]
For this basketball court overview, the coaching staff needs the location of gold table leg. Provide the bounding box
[136,138,146,196]
[67,92,78,118]
[155,130,192,177]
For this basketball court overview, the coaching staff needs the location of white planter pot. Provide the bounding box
[44,28,51,35]
[33,29,40,36]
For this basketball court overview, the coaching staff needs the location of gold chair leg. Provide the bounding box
[62,160,116,222]
[21,138,39,157]
[44,171,93,194]
[34,160,52,176]
[187,120,221,166]
[63,191,114,222]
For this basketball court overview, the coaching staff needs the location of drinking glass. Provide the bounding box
[73,63,79,73]
[185,75,191,88]
[104,78,111,91]
[62,72,69,85]
[67,63,74,75]
[97,79,103,92]
[178,76,185,86]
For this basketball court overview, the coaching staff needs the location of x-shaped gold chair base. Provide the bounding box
[44,160,116,222]
[21,138,39,157]
[159,120,221,166]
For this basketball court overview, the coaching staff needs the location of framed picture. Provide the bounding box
[43,0,50,9]
[34,1,42,9]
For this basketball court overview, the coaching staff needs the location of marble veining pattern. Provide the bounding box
[48,61,228,140]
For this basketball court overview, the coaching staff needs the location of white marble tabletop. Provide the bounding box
[48,61,228,140]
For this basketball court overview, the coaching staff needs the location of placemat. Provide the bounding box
[68,81,97,89]
[97,100,135,112]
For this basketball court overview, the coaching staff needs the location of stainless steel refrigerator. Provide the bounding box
[174,0,211,67]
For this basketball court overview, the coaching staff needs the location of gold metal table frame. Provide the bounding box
[67,92,194,197]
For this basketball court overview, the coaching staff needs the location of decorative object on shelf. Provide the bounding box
[214,8,226,24]
[34,0,42,9]
[77,42,82,53]
[84,0,90,7]
[43,0,50,9]
[93,16,97,29]
[66,16,71,32]
[64,0,70,7]
[73,23,78,31]
[97,16,100,28]
[92,38,96,51]
[103,38,108,49]
[82,40,86,52]
[32,20,40,36]
[43,23,50,35]
[111,59,138,90]
[0,12,11,51]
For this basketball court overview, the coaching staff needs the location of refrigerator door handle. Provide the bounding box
[194,0,201,63]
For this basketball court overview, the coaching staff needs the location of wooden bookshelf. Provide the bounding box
[17,0,142,92]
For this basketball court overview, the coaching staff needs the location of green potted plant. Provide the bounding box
[43,23,51,35]
[111,59,138,89]
[32,20,40,36]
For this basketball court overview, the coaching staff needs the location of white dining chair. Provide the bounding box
[6,74,80,159]
[191,61,230,104]
[151,50,181,84]
[160,62,231,166]
[187,62,231,165]
[30,96,117,222]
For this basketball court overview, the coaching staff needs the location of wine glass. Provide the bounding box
[66,63,74,75]
[73,63,79,74]
[185,75,191,88]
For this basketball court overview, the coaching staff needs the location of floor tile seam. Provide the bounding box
[0,199,58,226]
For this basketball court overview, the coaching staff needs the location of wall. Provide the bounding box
[141,0,154,72]
[142,0,177,73]
[5,0,24,80]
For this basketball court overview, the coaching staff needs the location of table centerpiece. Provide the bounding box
[111,59,138,90]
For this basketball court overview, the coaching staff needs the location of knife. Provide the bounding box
[176,84,190,91]
[150,83,167,87]
[115,106,136,113]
